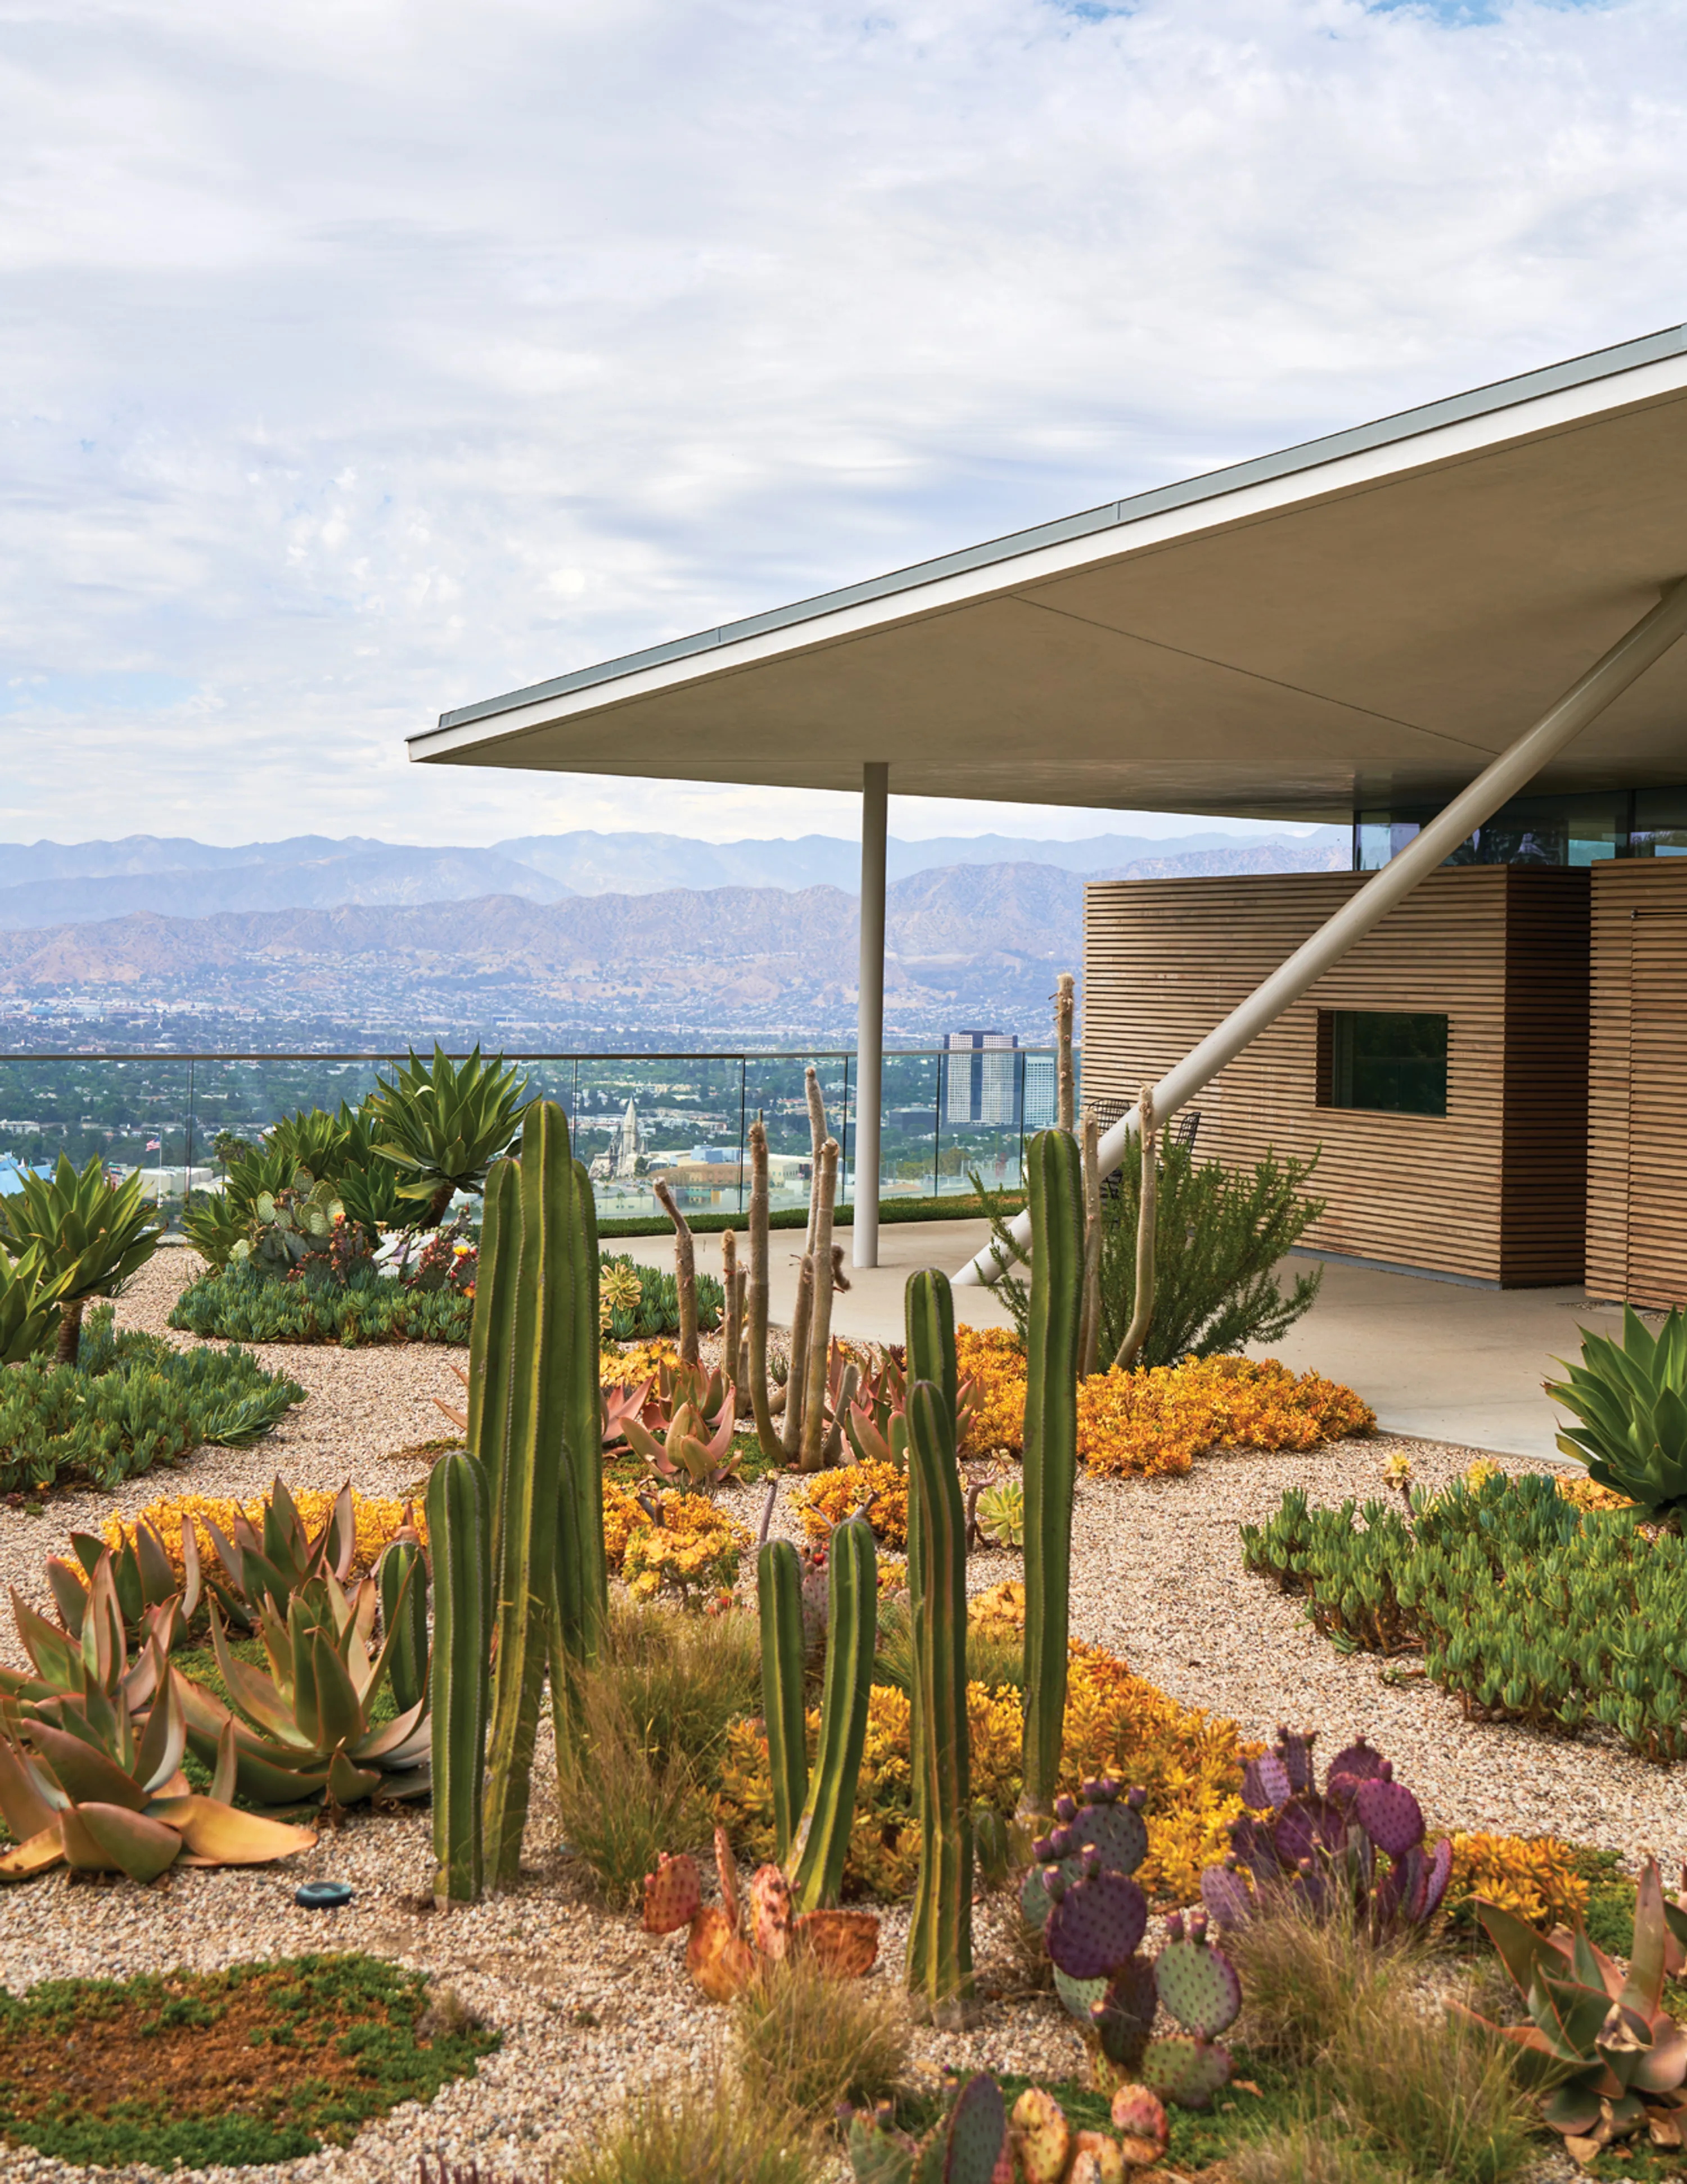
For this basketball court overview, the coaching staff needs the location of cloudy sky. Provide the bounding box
[2,0,1683,850]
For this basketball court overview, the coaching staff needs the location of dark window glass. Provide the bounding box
[1632,788,1687,859]
[1323,1011,1447,1117]
[1351,789,1627,871]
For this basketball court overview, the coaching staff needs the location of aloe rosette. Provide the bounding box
[0,1658,316,1884]
[180,1569,430,1808]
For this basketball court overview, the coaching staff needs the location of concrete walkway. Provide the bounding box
[612,1219,1616,1461]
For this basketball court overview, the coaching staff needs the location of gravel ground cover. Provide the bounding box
[0,1250,1680,2183]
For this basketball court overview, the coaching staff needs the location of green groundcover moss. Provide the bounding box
[0,1952,497,2168]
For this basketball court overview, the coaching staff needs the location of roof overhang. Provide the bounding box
[411,326,1687,823]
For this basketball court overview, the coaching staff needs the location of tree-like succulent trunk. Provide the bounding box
[422,1180,457,1229]
[56,1298,85,1369]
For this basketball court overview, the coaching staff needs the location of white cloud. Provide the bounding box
[0,0,1680,846]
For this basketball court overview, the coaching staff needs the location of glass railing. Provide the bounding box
[0,1048,1081,1224]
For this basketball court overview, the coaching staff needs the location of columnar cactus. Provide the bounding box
[1019,1127,1084,1827]
[475,1100,603,1890]
[756,1537,809,1863]
[788,1513,877,1911]
[427,1447,490,1905]
[902,1267,958,1998]
[376,1535,429,1716]
[906,1373,975,2027]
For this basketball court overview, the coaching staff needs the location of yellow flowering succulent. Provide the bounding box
[1442,1831,1591,1933]
[715,1635,1248,1905]
[619,1490,751,1605]
[794,1459,908,1550]
[106,1487,424,1583]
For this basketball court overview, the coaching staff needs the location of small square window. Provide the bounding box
[1318,1011,1447,1117]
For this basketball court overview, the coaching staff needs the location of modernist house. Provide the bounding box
[412,325,1687,1301]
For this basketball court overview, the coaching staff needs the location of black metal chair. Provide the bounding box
[1086,1098,1200,1199]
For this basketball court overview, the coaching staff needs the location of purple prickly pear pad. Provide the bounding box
[1045,1871,1149,1982]
[1355,1776,1424,1859]
[1241,1752,1293,1812]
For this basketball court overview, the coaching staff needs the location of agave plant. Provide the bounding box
[0,1244,62,1365]
[181,1568,431,1808]
[0,1153,164,1365]
[1548,1306,1687,1520]
[182,1139,296,1269]
[1454,1860,1687,2152]
[623,1392,742,1490]
[46,1517,201,1653]
[2,1554,165,1712]
[366,1046,531,1227]
[0,1659,317,1883]
[199,1477,358,1634]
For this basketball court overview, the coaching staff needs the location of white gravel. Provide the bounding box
[0,1256,1680,2181]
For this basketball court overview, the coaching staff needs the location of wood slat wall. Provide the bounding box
[1082,865,1590,1286]
[1587,860,1687,1307]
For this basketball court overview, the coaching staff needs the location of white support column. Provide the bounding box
[957,576,1687,1286]
[854,761,890,1269]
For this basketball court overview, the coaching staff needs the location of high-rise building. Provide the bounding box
[1021,1053,1057,1130]
[945,1031,1019,1125]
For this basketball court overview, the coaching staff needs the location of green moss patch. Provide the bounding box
[0,1953,495,2168]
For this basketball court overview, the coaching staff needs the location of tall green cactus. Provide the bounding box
[788,1514,876,1912]
[475,1100,602,1890]
[427,1448,490,1905]
[903,1267,959,2000]
[1018,1127,1084,1828]
[757,1538,809,1863]
[906,1374,974,2027]
[377,1537,429,1716]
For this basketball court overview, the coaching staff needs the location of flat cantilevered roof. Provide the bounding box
[411,325,1687,823]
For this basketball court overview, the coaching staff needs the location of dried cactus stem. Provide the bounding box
[653,1178,699,1369]
[746,1119,782,1459]
[1077,1109,1102,1379]
[799,1139,841,1472]
[757,1538,810,1865]
[1113,1085,1158,1372]
[782,1256,814,1460]
[1018,1127,1082,1829]
[1055,972,1076,1133]
[906,1373,975,2027]
[788,1514,876,1911]
[428,1448,490,1905]
[721,1231,745,1416]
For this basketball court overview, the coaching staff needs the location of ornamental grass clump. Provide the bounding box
[553,2071,824,2184]
[1242,1468,1687,1761]
[730,1953,911,2125]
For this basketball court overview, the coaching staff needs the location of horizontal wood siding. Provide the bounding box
[1500,867,1591,1286]
[1083,865,1589,1286]
[1587,860,1687,1306]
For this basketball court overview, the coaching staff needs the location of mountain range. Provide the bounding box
[0,825,1346,929]
[0,836,1349,1043]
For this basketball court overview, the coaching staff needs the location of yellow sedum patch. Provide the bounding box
[617,1488,751,1605]
[1077,1356,1374,1479]
[106,1488,423,1582]
[794,1460,907,1550]
[1442,1831,1591,1933]
[715,1639,1247,1905]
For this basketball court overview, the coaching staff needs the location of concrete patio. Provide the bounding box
[616,1216,1619,1461]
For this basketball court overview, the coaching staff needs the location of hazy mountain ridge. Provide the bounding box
[0,838,1347,1041]
[0,824,1346,927]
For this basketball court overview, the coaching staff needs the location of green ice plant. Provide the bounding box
[1549,1305,1687,1520]
[0,1153,163,1365]
[1242,1468,1687,1762]
[1018,1126,1082,1830]
[367,1045,533,1227]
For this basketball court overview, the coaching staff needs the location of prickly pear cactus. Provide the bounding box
[1109,2083,1169,2164]
[1045,1870,1149,1982]
[1154,1912,1242,2037]
[1141,2030,1232,2110]
[1023,1779,1148,1935]
[1008,2087,1070,2184]
[642,1850,702,1933]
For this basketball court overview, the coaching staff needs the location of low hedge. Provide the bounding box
[596,1191,1021,1238]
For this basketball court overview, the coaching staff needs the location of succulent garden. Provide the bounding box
[0,1038,1684,2182]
